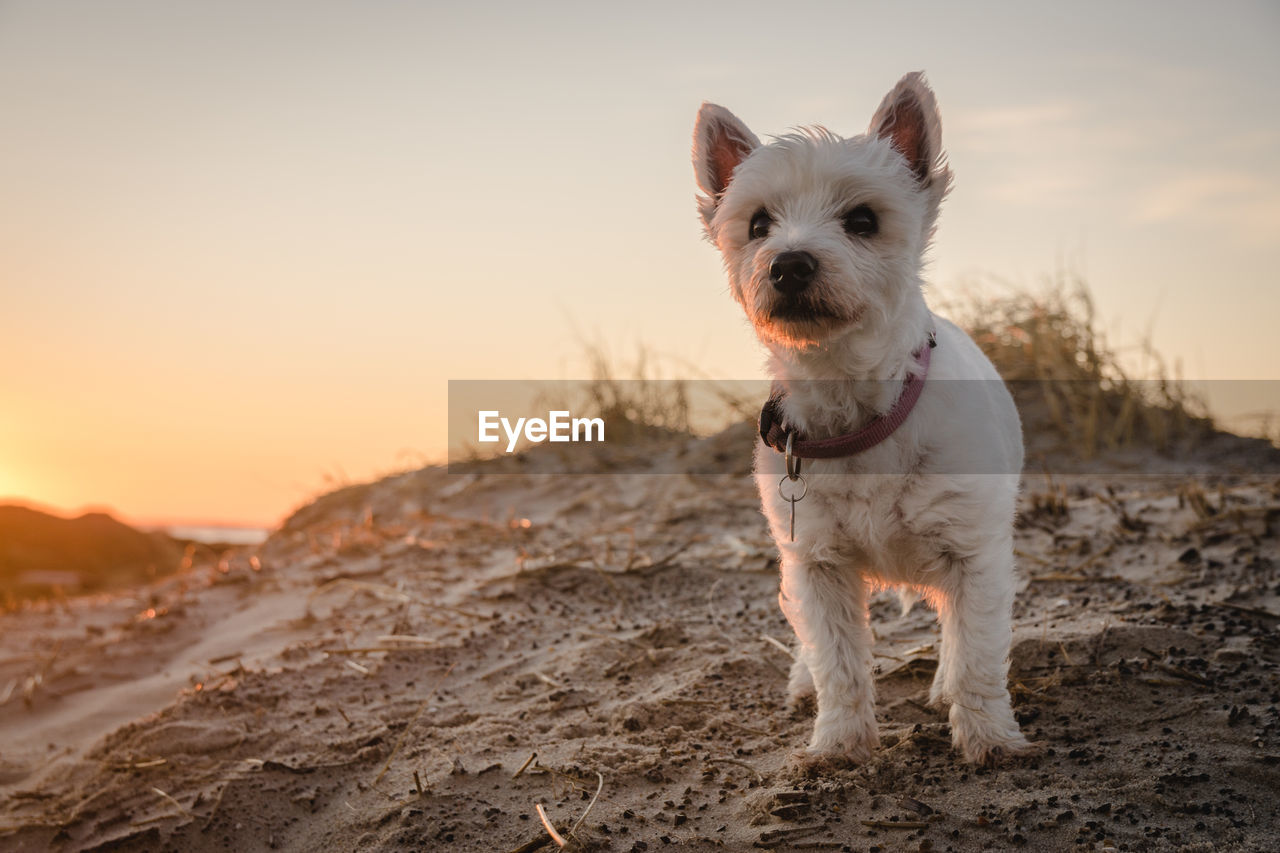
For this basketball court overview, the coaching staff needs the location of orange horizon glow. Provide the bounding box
[0,495,275,532]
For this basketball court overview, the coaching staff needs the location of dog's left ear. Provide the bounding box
[693,103,760,231]
[869,72,947,188]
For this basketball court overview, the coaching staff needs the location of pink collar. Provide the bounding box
[758,333,935,460]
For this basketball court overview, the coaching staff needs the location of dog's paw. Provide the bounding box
[784,748,859,780]
[948,697,1035,766]
[966,737,1044,768]
[807,710,878,763]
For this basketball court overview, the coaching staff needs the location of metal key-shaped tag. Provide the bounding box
[778,432,807,542]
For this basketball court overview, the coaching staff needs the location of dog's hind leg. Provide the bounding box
[779,559,878,761]
[930,538,1031,765]
[785,641,816,710]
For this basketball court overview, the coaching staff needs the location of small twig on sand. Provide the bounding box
[719,719,773,738]
[535,803,567,847]
[377,635,439,645]
[1069,541,1116,575]
[660,697,718,708]
[312,578,410,605]
[1013,548,1052,567]
[511,752,538,780]
[1155,662,1213,687]
[758,824,829,844]
[108,758,167,770]
[373,663,456,785]
[532,671,562,689]
[1212,601,1280,621]
[705,757,763,784]
[1190,505,1280,533]
[860,819,929,829]
[644,539,696,570]
[760,635,796,659]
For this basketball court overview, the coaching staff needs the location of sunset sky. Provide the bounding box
[1,1,1277,527]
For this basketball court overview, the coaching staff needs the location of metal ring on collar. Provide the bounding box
[785,431,803,480]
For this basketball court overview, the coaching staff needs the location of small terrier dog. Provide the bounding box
[693,73,1031,766]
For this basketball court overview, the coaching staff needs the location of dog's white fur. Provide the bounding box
[693,73,1031,765]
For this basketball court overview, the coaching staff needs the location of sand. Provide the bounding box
[1,427,1278,852]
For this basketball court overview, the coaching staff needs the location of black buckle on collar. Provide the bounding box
[758,394,784,447]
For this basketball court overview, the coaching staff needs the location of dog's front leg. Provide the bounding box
[929,539,1032,764]
[779,558,878,762]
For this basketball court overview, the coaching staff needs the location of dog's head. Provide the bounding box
[693,73,952,351]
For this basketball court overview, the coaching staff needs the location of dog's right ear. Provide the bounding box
[869,72,946,188]
[693,103,760,230]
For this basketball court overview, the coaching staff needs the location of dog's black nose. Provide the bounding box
[769,251,818,295]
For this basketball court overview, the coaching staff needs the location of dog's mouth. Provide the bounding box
[756,295,862,348]
[765,296,853,327]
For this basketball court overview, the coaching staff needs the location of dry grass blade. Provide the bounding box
[376,634,438,645]
[1189,505,1280,533]
[1212,601,1280,621]
[1013,548,1053,568]
[312,578,410,604]
[1155,662,1213,687]
[705,757,763,784]
[109,758,167,770]
[719,718,773,738]
[535,802,567,847]
[660,697,717,707]
[567,771,604,841]
[641,539,697,571]
[1069,541,1117,575]
[533,671,561,689]
[150,787,192,819]
[760,634,796,659]
[758,823,829,843]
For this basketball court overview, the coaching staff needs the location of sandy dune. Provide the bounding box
[2,428,1278,852]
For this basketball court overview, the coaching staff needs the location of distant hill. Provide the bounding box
[0,505,182,601]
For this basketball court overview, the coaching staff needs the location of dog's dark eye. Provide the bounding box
[842,205,878,237]
[749,209,773,241]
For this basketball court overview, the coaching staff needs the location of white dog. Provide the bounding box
[693,72,1032,766]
